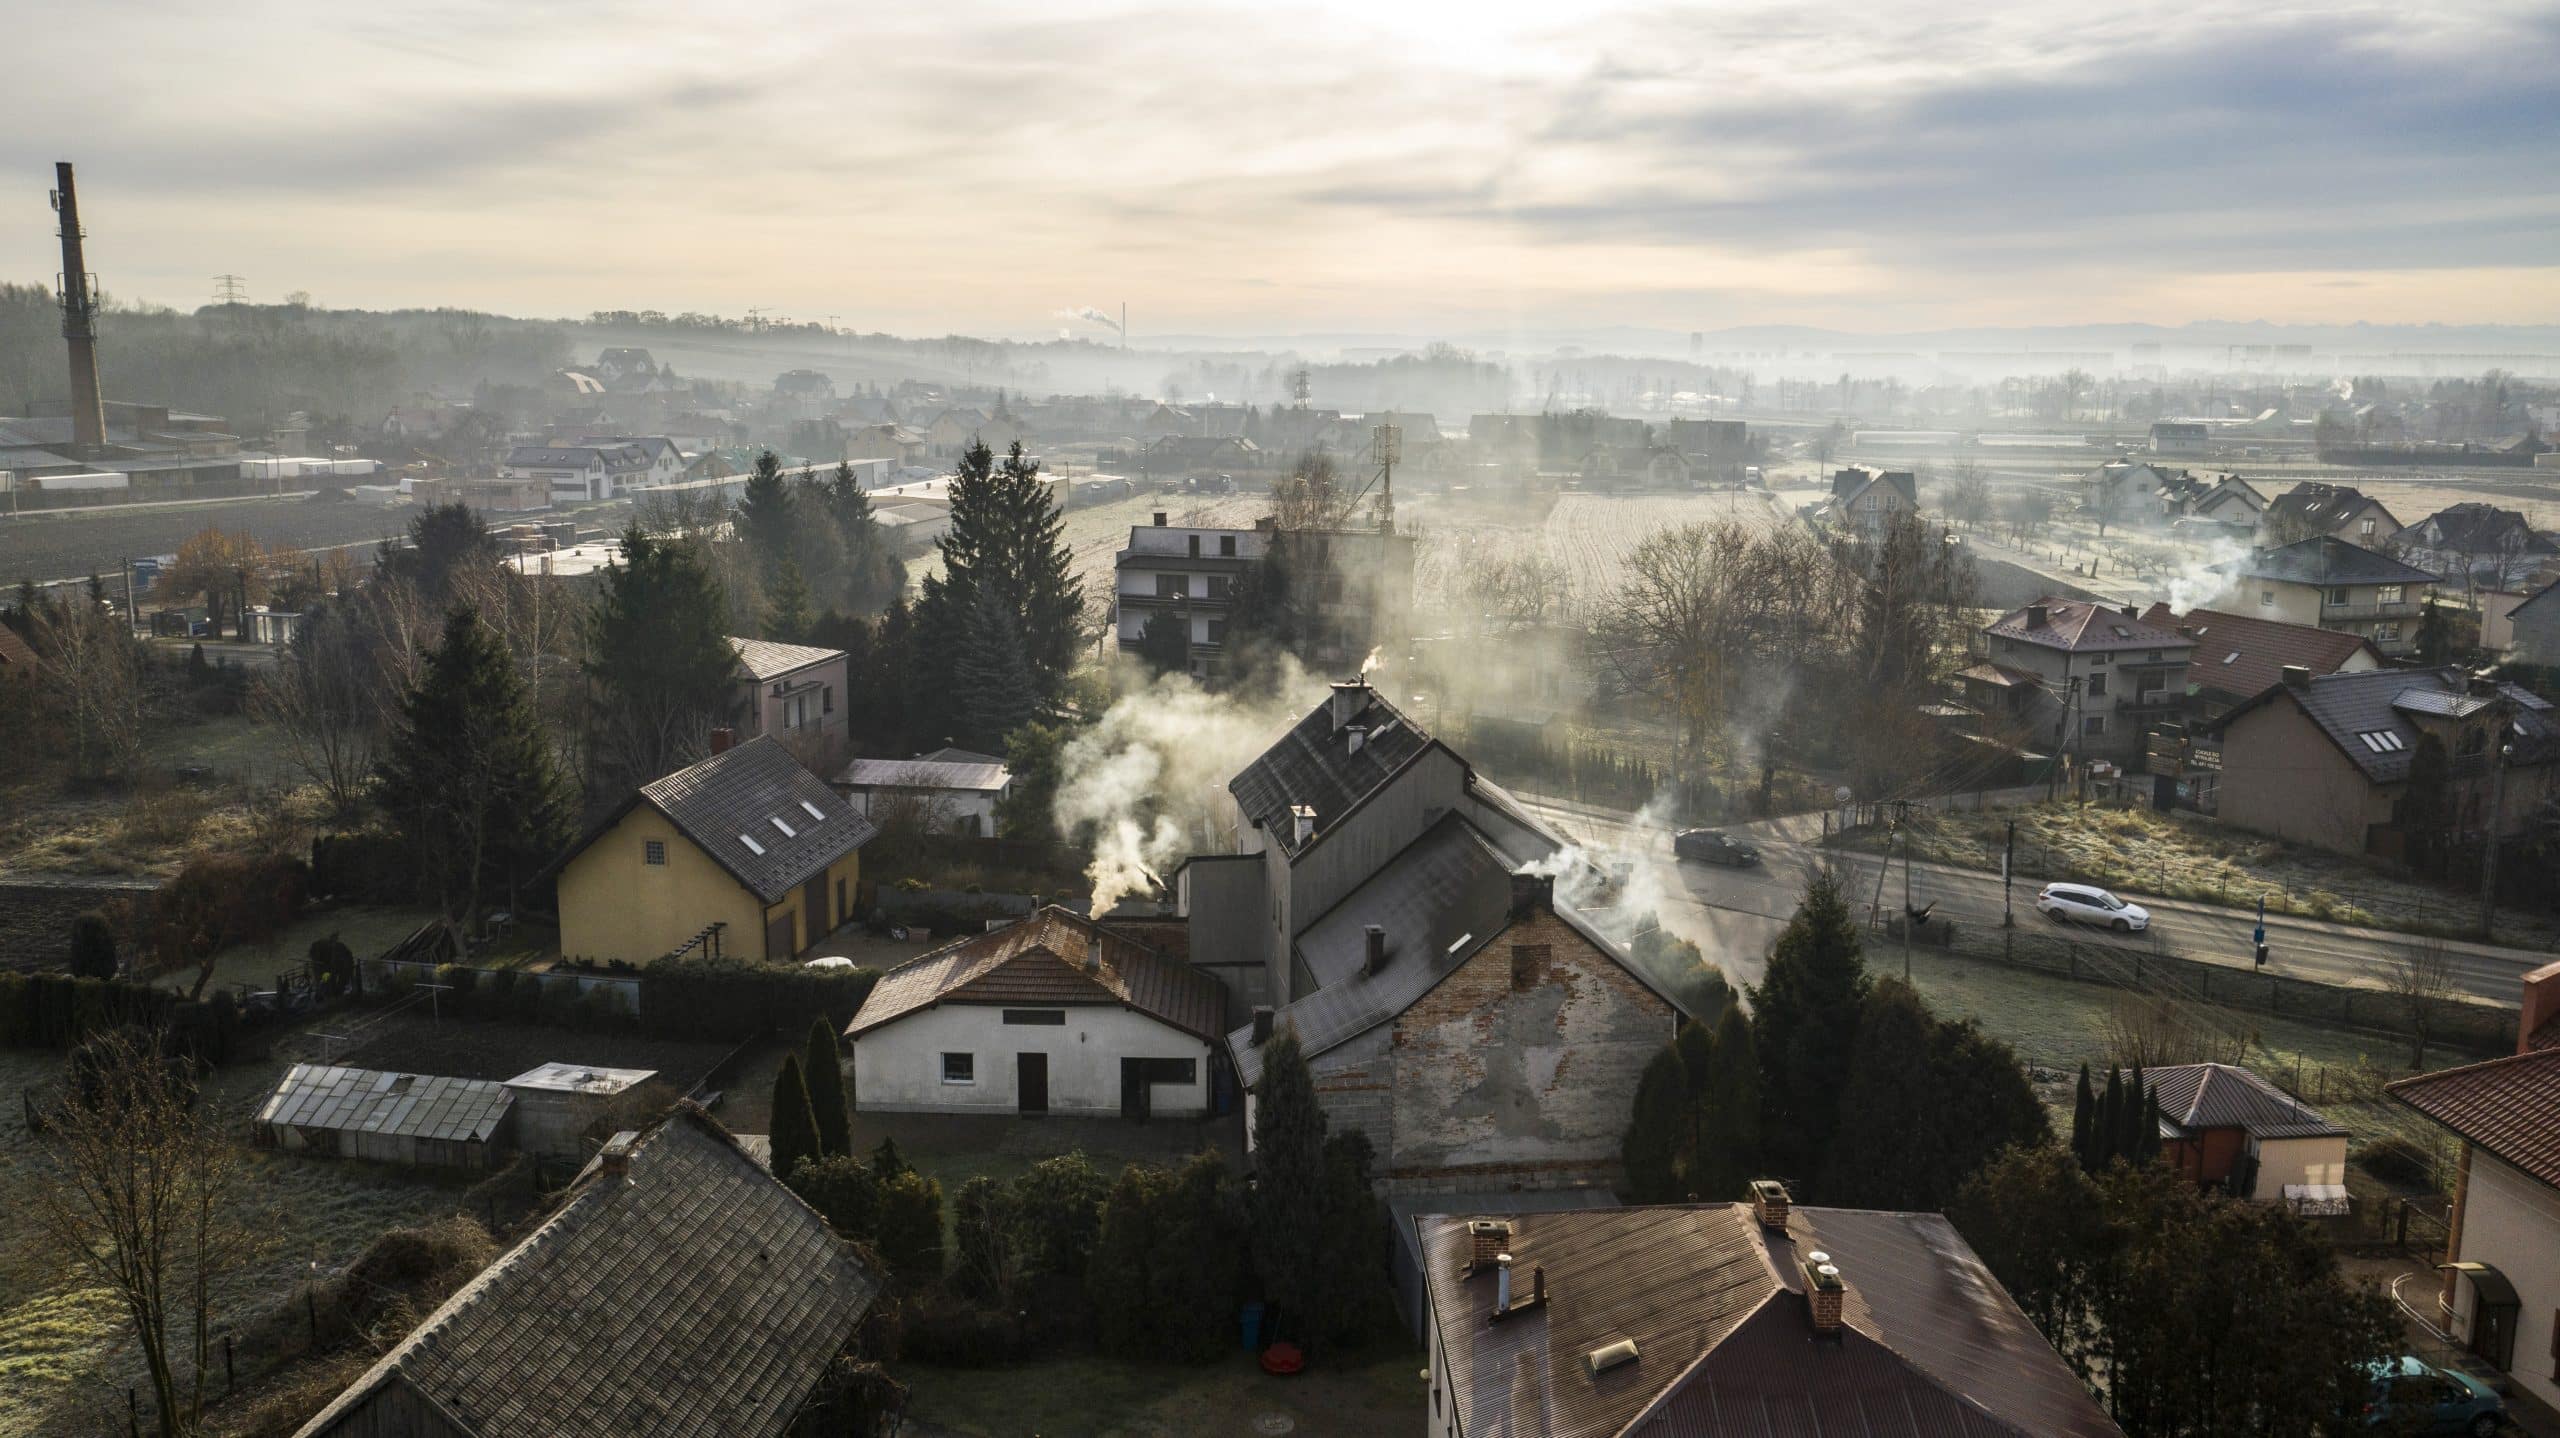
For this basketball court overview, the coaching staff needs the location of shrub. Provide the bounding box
[875,1170,945,1288]
[950,1175,1022,1303]
[899,1293,1034,1366]
[0,972,178,1050]
[1089,1164,1169,1356]
[308,934,356,994]
[1011,1152,1108,1279]
[68,911,119,980]
[309,831,419,904]
[2357,1135,2435,1189]
[639,957,881,1043]
[147,852,309,970]
[789,1154,884,1240]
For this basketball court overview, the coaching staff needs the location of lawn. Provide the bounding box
[0,714,314,881]
[148,905,436,998]
[902,1344,1423,1437]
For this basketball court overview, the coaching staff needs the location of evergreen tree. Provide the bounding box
[786,1154,883,1240]
[1673,1011,1718,1170]
[1622,1044,1687,1203]
[874,1169,945,1288]
[994,720,1069,841]
[1011,1151,1109,1278]
[824,462,905,613]
[1137,606,1192,675]
[67,911,118,980]
[913,440,1083,737]
[2401,733,2455,877]
[1695,1002,1762,1201]
[737,449,796,576]
[1750,870,1871,1181]
[374,606,571,934]
[585,528,738,793]
[1312,1131,1396,1353]
[1152,1152,1245,1362]
[764,558,814,642]
[1090,1164,1167,1355]
[954,585,1037,749]
[2072,1064,2097,1170]
[1822,979,1939,1205]
[377,501,500,603]
[769,1052,821,1182]
[951,1174,1022,1303]
[803,1018,851,1158]
[1249,1032,1329,1341]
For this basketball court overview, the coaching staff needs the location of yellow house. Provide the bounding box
[553,735,877,963]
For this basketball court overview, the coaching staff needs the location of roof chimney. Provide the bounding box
[1289,804,1316,848]
[1803,1250,1845,1336]
[2279,665,2310,690]
[1750,1179,1791,1231]
[2466,672,2500,699]
[2519,960,2560,1056]
[2119,604,2136,618]
[2025,603,2048,629]
[1250,1006,1274,1046]
[1328,679,1368,731]
[1466,1219,1512,1272]
[1510,871,1555,918]
[709,726,735,754]
[1363,924,1388,975]
[599,1129,640,1182]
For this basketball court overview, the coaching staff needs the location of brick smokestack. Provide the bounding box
[709,726,735,754]
[51,163,107,457]
[2519,959,2560,1056]
[1803,1251,1845,1336]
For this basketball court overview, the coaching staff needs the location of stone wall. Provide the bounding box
[0,875,160,973]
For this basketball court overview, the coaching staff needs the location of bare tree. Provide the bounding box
[33,596,145,780]
[1270,449,1362,531]
[31,1029,242,1437]
[2385,938,2456,1069]
[252,603,378,814]
[1941,462,1992,532]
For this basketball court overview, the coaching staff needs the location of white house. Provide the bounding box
[503,443,653,504]
[845,907,1227,1120]
[837,755,1012,837]
[575,435,687,488]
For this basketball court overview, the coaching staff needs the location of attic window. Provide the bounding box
[771,816,798,838]
[1584,1338,1640,1376]
[800,800,827,821]
[2222,652,2239,665]
[2357,731,2407,753]
[738,832,767,855]
[2111,625,2132,639]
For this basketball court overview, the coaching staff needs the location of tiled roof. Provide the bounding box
[292,1108,879,1438]
[2265,482,2394,532]
[2143,1063,2345,1140]
[636,736,877,904]
[2220,667,2557,784]
[1419,1204,2122,1438]
[0,624,36,672]
[847,906,1226,1041]
[2410,503,2547,553]
[2233,536,2436,587]
[726,636,844,681]
[256,1065,512,1145]
[2389,1048,2560,1189]
[839,758,1010,792]
[1958,662,2043,689]
[2137,604,2375,698]
[1984,597,2191,654]
[1228,682,1434,852]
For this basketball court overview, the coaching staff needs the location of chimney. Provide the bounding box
[2467,673,2499,699]
[1510,871,1554,918]
[1803,1251,1845,1336]
[599,1129,640,1181]
[1152,511,1168,526]
[2025,603,2048,629]
[2279,665,2310,691]
[51,163,108,457]
[1750,1179,1791,1231]
[1363,924,1388,975]
[2519,960,2560,1056]
[1250,1006,1274,1046]
[1466,1218,1511,1271]
[1290,804,1316,848]
[709,726,735,754]
[2119,604,2135,618]
[1328,680,1368,730]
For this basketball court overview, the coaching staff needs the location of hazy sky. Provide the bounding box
[7,0,2556,338]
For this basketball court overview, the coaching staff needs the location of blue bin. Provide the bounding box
[1241,1300,1266,1350]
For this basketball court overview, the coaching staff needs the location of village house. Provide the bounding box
[0,623,37,685]
[2209,666,2559,858]
[2505,577,2560,664]
[2395,503,2558,592]
[1113,515,1269,676]
[2080,459,2184,528]
[1815,465,1917,543]
[2135,603,2381,720]
[836,753,1012,836]
[573,433,687,488]
[1143,433,1261,474]
[845,906,1227,1120]
[2260,481,2402,547]
[550,734,877,964]
[1962,599,2193,766]
[2158,469,2267,529]
[728,636,849,771]
[1578,444,1691,488]
[2216,536,2439,657]
[2149,420,2211,456]
[2389,962,2560,1416]
[924,405,1022,459]
[254,1065,515,1170]
[1418,1188,2124,1438]
[2144,1063,2350,1212]
[1113,516,1414,675]
[503,442,653,504]
[290,1107,880,1438]
[844,422,927,467]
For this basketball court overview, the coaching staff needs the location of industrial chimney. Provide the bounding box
[51,162,107,457]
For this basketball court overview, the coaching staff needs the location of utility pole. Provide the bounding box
[1900,812,1914,982]
[51,162,108,457]
[119,555,136,639]
[2479,710,2512,940]
[2002,818,2016,927]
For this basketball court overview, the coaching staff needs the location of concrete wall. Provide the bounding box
[2248,1134,2346,1197]
[852,1002,1213,1118]
[1181,855,1271,1022]
[737,654,851,770]
[2453,1150,2560,1413]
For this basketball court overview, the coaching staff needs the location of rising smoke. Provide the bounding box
[2163,533,2251,613]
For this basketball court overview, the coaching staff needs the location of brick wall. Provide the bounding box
[0,876,159,973]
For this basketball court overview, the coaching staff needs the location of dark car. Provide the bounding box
[1674,829,1761,867]
[2361,1356,2504,1435]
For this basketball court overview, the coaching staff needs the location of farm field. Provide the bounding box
[1405,486,1794,622]
[0,713,307,880]
[0,492,421,591]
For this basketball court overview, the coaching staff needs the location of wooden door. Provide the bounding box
[764,911,796,960]
[804,874,831,940]
[1017,1053,1049,1115]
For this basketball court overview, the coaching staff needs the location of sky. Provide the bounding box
[5,0,2557,340]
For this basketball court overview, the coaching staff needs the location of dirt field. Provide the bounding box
[1403,485,1794,623]
[0,714,310,880]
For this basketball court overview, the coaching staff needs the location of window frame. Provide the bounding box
[1000,1009,1067,1026]
[643,838,667,866]
[940,1052,975,1084]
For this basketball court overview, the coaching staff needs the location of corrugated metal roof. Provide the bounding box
[637,736,878,905]
[726,637,844,681]
[847,906,1226,1041]
[257,1065,513,1144]
[2389,1048,2560,1189]
[839,758,1010,792]
[1228,682,1432,851]
[2144,1063,2346,1140]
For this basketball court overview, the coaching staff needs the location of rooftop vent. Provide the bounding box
[1290,804,1316,848]
[599,1129,641,1181]
[1584,1338,1640,1377]
[2280,664,2311,690]
[1750,1179,1791,1231]
[1466,1219,1511,1273]
[1488,1253,1549,1322]
[1363,924,1388,976]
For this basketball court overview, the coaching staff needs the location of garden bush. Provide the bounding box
[146,851,309,970]
[640,956,880,1042]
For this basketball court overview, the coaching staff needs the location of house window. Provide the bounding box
[2148,650,2163,662]
[1156,573,1191,599]
[1208,575,1231,599]
[2327,587,2351,606]
[2378,585,2403,604]
[644,839,667,865]
[1207,620,1227,644]
[1220,535,1237,556]
[1001,1009,1066,1026]
[1511,944,1551,991]
[2089,651,2108,665]
[2086,673,2109,698]
[940,1053,975,1084]
[1148,1057,1199,1085]
[2260,589,2275,607]
[1188,534,1201,557]
[823,685,834,715]
[2360,518,2377,537]
[2374,622,2401,643]
[2083,715,2107,736]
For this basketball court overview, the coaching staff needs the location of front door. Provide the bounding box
[764,911,796,960]
[804,874,831,940]
[1017,1053,1048,1115]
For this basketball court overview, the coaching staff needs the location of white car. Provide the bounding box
[2036,883,2150,933]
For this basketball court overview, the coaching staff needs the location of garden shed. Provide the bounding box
[253,1064,514,1169]
[503,1062,660,1160]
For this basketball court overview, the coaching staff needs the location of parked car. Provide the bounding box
[2360,1356,2504,1435]
[1674,829,1761,867]
[2035,883,2150,932]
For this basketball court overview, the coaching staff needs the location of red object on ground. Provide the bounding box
[1259,1341,1306,1375]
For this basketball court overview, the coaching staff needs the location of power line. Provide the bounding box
[212,274,247,306]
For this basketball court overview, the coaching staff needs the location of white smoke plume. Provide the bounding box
[2163,533,2251,614]
[1056,305,1122,333]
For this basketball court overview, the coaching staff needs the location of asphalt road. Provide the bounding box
[1516,793,2554,1006]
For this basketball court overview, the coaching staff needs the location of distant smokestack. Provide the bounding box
[51,162,107,457]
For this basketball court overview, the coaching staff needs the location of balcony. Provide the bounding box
[2319,597,2420,621]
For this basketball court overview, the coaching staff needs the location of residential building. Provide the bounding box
[1113,516,1415,674]
[1113,516,1268,676]
[2145,1063,2350,1211]
[290,1107,880,1438]
[2388,962,2560,1415]
[2395,503,2558,592]
[574,434,687,487]
[2135,603,2381,719]
[924,405,1021,459]
[1579,444,1691,488]
[845,422,927,467]
[253,1065,514,1169]
[770,369,836,422]
[2081,459,2183,527]
[2149,420,2210,455]
[2260,481,2402,547]
[550,734,877,963]
[1418,1191,2123,1438]
[2210,667,2559,857]
[2507,577,2560,663]
[504,443,653,504]
[1965,599,2193,764]
[2217,537,2439,656]
[837,755,1012,837]
[2157,469,2266,528]
[0,624,36,685]
[728,637,849,770]
[1143,434,1260,473]
[1817,465,1918,542]
[845,907,1226,1119]
[1664,416,1749,477]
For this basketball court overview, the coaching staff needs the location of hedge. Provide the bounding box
[639,958,881,1043]
[310,832,420,905]
[0,971,246,1063]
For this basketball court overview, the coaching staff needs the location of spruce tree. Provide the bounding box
[1248,1032,1328,1340]
[913,440,1083,738]
[803,1018,851,1158]
[1090,1164,1165,1355]
[2095,1066,2126,1172]
[764,558,814,642]
[954,586,1037,749]
[1674,1012,1718,1169]
[1312,1132,1395,1353]
[1821,979,1939,1205]
[1137,606,1192,675]
[1152,1152,1245,1362]
[769,1052,821,1182]
[1750,870,1871,1180]
[737,449,796,576]
[2072,1064,2097,1169]
[825,462,905,613]
[1622,1044,1687,1203]
[585,528,739,792]
[1695,1002,1762,1201]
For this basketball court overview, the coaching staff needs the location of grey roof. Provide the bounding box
[634,736,877,904]
[916,746,1003,765]
[2143,1063,2346,1141]
[292,1108,879,1438]
[2223,666,2556,784]
[726,636,844,681]
[504,1062,658,1096]
[839,757,1010,792]
[1419,1203,2123,1438]
[2233,535,2437,587]
[1228,682,1434,852]
[256,1065,512,1145]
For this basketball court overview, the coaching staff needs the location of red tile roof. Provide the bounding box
[2139,604,2376,699]
[846,906,1226,1041]
[1984,597,2190,654]
[2388,1049,2560,1189]
[0,624,35,673]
